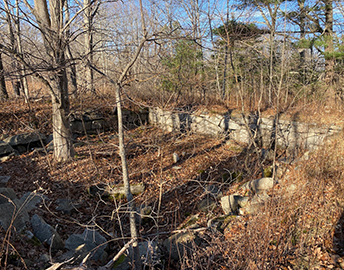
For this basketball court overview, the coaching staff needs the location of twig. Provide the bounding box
[46,256,74,270]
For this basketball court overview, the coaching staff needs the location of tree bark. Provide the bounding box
[0,53,8,100]
[115,85,141,269]
[324,0,334,86]
[51,69,74,161]
[84,0,94,92]
[15,0,29,102]
[65,0,78,98]
[31,0,74,161]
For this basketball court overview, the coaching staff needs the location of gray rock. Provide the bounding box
[0,188,17,204]
[65,228,107,263]
[251,192,270,204]
[39,254,50,264]
[20,192,43,212]
[241,177,274,194]
[172,153,180,163]
[237,196,249,208]
[197,197,217,212]
[4,132,46,146]
[31,214,64,252]
[24,230,34,239]
[0,140,14,156]
[114,241,161,270]
[197,185,222,212]
[221,195,244,215]
[56,198,77,215]
[138,241,161,269]
[0,199,29,231]
[239,193,270,215]
[0,176,10,187]
[45,134,53,145]
[15,145,27,153]
[204,185,222,198]
[252,177,274,192]
[163,231,201,262]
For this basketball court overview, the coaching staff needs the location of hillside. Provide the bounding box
[0,97,344,270]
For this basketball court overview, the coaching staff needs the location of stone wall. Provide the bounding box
[149,107,342,151]
[70,108,149,135]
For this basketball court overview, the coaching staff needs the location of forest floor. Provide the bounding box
[0,97,344,269]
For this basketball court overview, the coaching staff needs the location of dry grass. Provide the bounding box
[1,88,344,269]
[182,132,344,269]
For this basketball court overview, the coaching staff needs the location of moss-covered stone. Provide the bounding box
[88,183,145,200]
[263,167,273,177]
[113,254,127,268]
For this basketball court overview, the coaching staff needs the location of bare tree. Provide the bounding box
[91,0,148,268]
[84,0,99,92]
[22,0,74,161]
[3,0,20,98]
[2,0,29,100]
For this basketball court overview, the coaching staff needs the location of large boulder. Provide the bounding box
[64,228,107,263]
[4,132,46,147]
[0,199,29,231]
[0,176,11,187]
[221,195,249,215]
[20,191,44,212]
[241,177,275,194]
[56,198,78,215]
[0,188,31,231]
[239,192,271,215]
[0,140,14,156]
[114,241,161,270]
[31,214,64,252]
[0,187,17,204]
[163,231,202,262]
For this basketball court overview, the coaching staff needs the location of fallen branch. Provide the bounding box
[46,256,74,270]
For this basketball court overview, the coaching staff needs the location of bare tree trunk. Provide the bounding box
[31,0,74,161]
[115,85,141,269]
[84,0,94,92]
[324,0,334,87]
[66,46,78,98]
[0,53,8,100]
[268,31,274,105]
[51,70,74,161]
[15,0,29,102]
[4,0,26,99]
[222,0,229,100]
[65,0,78,98]
[90,8,147,266]
[298,0,306,67]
